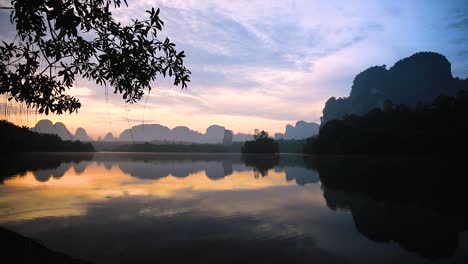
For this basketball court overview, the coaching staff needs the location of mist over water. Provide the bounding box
[1,153,467,264]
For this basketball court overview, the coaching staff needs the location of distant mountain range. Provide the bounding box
[322,52,468,123]
[31,119,320,143]
[31,120,253,143]
[31,119,92,142]
[117,124,252,143]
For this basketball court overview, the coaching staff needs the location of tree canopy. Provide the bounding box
[242,129,278,154]
[0,0,190,114]
[305,90,468,154]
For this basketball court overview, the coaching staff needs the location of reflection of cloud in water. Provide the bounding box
[4,194,350,264]
[0,158,297,223]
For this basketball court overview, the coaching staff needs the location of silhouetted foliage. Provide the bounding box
[0,0,190,114]
[305,90,468,154]
[0,227,90,263]
[0,120,94,152]
[322,52,468,123]
[241,130,278,154]
[277,139,306,153]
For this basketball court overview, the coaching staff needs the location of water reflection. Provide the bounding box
[310,156,468,260]
[0,153,467,264]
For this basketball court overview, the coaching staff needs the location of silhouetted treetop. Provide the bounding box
[322,52,468,123]
[242,129,278,154]
[0,0,190,114]
[306,90,468,154]
[253,129,269,140]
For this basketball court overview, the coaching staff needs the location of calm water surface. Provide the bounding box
[0,153,467,263]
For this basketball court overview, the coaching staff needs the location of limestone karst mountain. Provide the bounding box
[203,125,225,144]
[322,52,468,123]
[74,127,93,141]
[32,119,73,141]
[103,132,117,141]
[222,130,233,145]
[120,124,172,142]
[118,123,253,143]
[275,121,320,140]
[33,120,334,143]
[233,133,254,142]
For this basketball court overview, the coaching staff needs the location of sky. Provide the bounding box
[0,0,467,139]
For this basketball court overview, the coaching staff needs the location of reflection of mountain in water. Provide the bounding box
[118,160,234,180]
[2,153,323,187]
[305,156,468,259]
[2,153,467,260]
[73,162,89,174]
[0,153,94,183]
[33,163,70,182]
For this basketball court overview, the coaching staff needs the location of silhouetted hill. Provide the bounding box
[74,128,93,141]
[275,121,319,140]
[32,120,93,142]
[103,132,117,141]
[233,133,253,142]
[0,120,94,152]
[322,52,468,123]
[118,123,253,143]
[32,119,74,140]
[120,124,172,141]
[204,125,224,143]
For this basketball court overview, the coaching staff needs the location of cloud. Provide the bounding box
[2,0,468,137]
[449,18,468,29]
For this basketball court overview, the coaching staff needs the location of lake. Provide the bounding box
[1,153,467,264]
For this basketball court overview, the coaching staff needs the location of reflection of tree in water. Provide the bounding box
[305,156,468,259]
[241,155,279,178]
[324,187,459,259]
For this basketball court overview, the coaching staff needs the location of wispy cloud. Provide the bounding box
[1,0,467,137]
